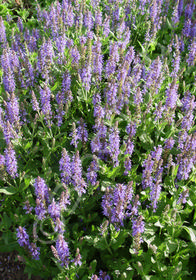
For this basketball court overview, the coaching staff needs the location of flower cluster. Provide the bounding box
[0,0,195,278]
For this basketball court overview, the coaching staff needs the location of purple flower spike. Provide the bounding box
[28,243,40,260]
[31,90,40,112]
[48,198,61,220]
[103,15,110,37]
[142,154,153,189]
[124,157,132,175]
[55,234,70,267]
[77,118,88,143]
[39,85,52,123]
[59,148,72,185]
[108,121,120,167]
[165,79,179,110]
[0,154,5,166]
[92,38,103,81]
[72,151,87,196]
[0,16,6,43]
[72,248,82,267]
[87,156,99,186]
[70,122,79,148]
[187,40,196,66]
[102,182,133,227]
[177,189,189,204]
[59,184,70,210]
[5,92,20,127]
[35,198,47,220]
[80,64,92,91]
[4,144,18,178]
[34,176,49,204]
[99,270,111,280]
[54,217,65,234]
[132,215,145,237]
[16,226,30,248]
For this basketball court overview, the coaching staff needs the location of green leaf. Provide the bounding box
[111,230,128,250]
[166,240,178,254]
[24,141,32,150]
[89,259,97,274]
[182,226,196,246]
[0,187,17,195]
[51,81,59,91]
[171,164,179,180]
[0,240,18,252]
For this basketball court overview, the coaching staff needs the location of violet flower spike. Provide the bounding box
[55,234,70,267]
[4,144,18,178]
[108,121,120,167]
[59,148,72,184]
[16,226,30,248]
[72,151,87,196]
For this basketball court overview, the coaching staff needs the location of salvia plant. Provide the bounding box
[0,0,196,279]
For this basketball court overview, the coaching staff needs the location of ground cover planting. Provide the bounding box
[0,0,196,279]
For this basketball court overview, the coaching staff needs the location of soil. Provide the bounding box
[0,251,46,280]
